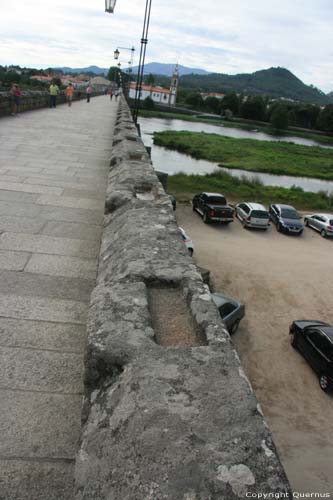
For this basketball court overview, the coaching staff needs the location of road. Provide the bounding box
[177,203,333,494]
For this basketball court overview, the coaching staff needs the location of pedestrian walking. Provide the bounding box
[108,88,114,100]
[66,83,74,107]
[86,85,92,103]
[49,81,59,108]
[10,84,22,116]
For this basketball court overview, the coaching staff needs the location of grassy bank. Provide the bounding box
[139,109,333,146]
[154,130,333,180]
[168,170,333,211]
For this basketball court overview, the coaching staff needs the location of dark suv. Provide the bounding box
[192,192,234,224]
[269,204,303,235]
[290,320,333,392]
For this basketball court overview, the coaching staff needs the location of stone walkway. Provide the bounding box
[0,95,117,500]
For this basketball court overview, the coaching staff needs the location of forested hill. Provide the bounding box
[179,67,328,105]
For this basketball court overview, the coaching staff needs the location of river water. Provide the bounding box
[139,116,333,194]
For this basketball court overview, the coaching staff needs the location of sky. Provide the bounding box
[1,0,332,93]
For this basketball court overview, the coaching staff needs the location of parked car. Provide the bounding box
[192,192,234,224]
[212,292,245,334]
[269,204,304,235]
[178,227,194,256]
[168,194,176,211]
[304,213,333,238]
[289,320,333,392]
[235,202,270,229]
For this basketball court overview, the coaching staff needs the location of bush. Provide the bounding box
[143,96,155,110]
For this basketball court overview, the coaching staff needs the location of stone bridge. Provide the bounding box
[0,95,290,499]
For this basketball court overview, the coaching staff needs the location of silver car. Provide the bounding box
[304,213,333,238]
[212,293,245,334]
[235,202,270,229]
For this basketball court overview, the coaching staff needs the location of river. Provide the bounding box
[139,116,333,194]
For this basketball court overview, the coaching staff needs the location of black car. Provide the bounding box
[289,320,333,392]
[269,204,303,235]
[192,192,234,224]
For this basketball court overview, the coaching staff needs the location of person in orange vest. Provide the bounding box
[66,83,74,106]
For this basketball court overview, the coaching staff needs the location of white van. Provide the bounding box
[235,202,270,229]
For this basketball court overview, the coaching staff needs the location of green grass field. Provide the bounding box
[154,130,333,180]
[168,170,333,211]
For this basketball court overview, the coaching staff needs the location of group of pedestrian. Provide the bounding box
[9,80,99,117]
[107,87,120,101]
[49,80,93,108]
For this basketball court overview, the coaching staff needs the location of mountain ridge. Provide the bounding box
[53,64,330,105]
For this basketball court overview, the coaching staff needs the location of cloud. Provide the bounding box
[0,0,332,92]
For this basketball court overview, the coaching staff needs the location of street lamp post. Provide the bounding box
[132,0,152,127]
[113,46,135,103]
[114,46,135,75]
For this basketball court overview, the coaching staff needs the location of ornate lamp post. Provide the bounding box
[105,0,116,13]
[113,46,135,73]
[132,0,152,127]
[113,47,135,102]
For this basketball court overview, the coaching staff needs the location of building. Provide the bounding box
[129,64,179,106]
[200,92,226,100]
[89,76,111,92]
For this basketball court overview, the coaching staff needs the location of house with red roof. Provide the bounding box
[129,65,179,106]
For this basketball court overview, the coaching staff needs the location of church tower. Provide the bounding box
[169,64,179,106]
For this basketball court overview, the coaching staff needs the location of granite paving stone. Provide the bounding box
[25,177,98,191]
[0,460,75,500]
[0,232,100,258]
[0,293,87,324]
[0,347,83,393]
[0,390,82,457]
[41,220,102,241]
[0,215,45,234]
[0,181,63,195]
[35,194,104,210]
[0,201,41,217]
[25,254,97,280]
[0,251,31,271]
[0,318,86,352]
[62,187,106,200]
[39,205,103,224]
[0,270,95,302]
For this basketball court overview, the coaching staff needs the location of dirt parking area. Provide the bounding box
[177,203,333,494]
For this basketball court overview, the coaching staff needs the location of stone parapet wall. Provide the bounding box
[0,89,102,116]
[75,98,291,499]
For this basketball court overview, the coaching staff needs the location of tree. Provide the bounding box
[107,66,119,82]
[270,104,289,132]
[240,96,266,121]
[143,96,155,110]
[317,104,333,133]
[291,104,320,129]
[204,96,220,114]
[220,92,240,115]
[145,73,155,86]
[184,92,204,109]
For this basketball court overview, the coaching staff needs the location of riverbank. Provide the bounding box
[140,109,333,146]
[169,170,333,210]
[154,130,333,180]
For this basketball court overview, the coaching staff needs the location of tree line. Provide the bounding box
[177,91,333,133]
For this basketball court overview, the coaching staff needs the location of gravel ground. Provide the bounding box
[177,203,333,495]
